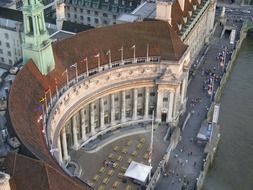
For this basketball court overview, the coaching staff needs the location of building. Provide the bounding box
[118,0,216,63]
[6,0,191,189]
[0,6,93,67]
[0,8,22,67]
[64,0,142,27]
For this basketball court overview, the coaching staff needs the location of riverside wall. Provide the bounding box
[196,22,247,190]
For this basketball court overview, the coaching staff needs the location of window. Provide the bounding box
[163,97,168,102]
[103,13,108,17]
[138,93,142,97]
[80,8,83,13]
[87,17,90,22]
[67,13,70,18]
[74,14,77,19]
[103,20,108,24]
[94,11,98,15]
[87,10,90,14]
[6,42,10,48]
[74,7,77,11]
[4,33,9,39]
[113,15,117,19]
[95,18,99,24]
[126,95,130,99]
[0,41,1,45]
[80,16,84,20]
[0,57,4,62]
[114,97,118,102]
[104,100,107,105]
[8,51,11,56]
[9,59,13,65]
[150,92,155,96]
[0,49,2,54]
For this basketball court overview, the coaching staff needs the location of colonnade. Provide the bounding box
[56,83,186,164]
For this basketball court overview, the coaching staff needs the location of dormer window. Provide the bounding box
[183,17,187,23]
[188,11,192,17]
[177,23,182,31]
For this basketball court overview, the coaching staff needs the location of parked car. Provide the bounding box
[9,67,19,74]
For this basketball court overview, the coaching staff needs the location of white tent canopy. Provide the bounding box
[124,161,152,183]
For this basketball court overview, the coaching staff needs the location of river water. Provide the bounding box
[203,34,253,190]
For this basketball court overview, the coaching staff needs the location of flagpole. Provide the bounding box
[75,62,78,82]
[132,45,136,63]
[49,88,52,107]
[149,109,154,180]
[83,57,89,77]
[44,95,48,116]
[62,69,69,88]
[150,110,154,166]
[146,43,149,61]
[119,46,124,65]
[107,49,112,68]
[42,104,46,134]
[55,78,59,98]
[94,53,100,72]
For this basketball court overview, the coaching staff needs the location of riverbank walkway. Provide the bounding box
[156,22,243,189]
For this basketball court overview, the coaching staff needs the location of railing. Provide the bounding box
[43,56,161,151]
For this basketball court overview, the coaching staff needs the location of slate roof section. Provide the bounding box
[2,153,92,190]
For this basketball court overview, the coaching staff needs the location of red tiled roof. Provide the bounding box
[171,0,201,34]
[2,153,91,190]
[8,21,187,189]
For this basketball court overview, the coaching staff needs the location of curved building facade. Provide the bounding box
[9,2,190,187]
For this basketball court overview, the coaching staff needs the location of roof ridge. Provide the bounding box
[44,163,52,190]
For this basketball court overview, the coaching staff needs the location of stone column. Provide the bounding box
[181,76,188,104]
[90,103,95,135]
[111,94,115,126]
[132,88,138,120]
[156,88,163,122]
[167,92,174,122]
[57,137,63,165]
[144,87,149,119]
[100,97,105,130]
[61,127,69,161]
[121,91,126,123]
[80,109,87,141]
[173,87,180,118]
[72,115,79,150]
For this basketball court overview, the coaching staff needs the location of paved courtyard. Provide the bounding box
[70,124,169,190]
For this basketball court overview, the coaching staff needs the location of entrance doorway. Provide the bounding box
[161,113,167,122]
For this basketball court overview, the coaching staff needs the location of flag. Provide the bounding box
[70,63,77,68]
[131,45,135,49]
[39,97,46,103]
[94,53,100,58]
[37,114,43,123]
[62,69,67,76]
[106,49,111,55]
[118,46,123,51]
[54,78,58,84]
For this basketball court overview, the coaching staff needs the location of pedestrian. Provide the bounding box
[194,161,197,167]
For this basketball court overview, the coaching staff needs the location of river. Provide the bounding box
[203,34,253,190]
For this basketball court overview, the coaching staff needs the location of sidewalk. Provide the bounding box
[156,23,239,190]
